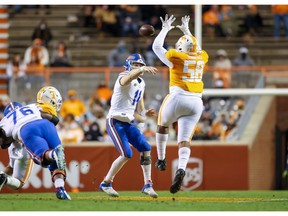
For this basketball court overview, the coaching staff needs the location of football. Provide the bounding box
[139,24,155,37]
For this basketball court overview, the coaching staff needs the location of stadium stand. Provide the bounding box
[7,5,288,67]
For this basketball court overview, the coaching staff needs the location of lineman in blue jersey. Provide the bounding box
[0,102,34,191]
[0,87,71,200]
[99,53,159,198]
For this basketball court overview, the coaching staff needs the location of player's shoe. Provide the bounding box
[99,181,119,197]
[52,145,66,171]
[55,186,71,200]
[0,171,8,191]
[142,183,158,198]
[155,158,167,171]
[170,168,186,194]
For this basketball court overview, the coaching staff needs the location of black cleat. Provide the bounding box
[0,171,8,191]
[155,159,167,171]
[170,169,185,194]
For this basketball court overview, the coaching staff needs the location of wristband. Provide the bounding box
[141,110,147,116]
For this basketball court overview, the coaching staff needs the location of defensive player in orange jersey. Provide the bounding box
[152,14,209,194]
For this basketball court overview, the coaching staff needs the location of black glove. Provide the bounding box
[0,128,14,149]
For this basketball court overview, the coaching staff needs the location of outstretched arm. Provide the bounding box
[152,14,176,68]
[120,66,157,86]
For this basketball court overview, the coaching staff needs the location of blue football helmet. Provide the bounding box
[3,101,23,116]
[124,53,146,71]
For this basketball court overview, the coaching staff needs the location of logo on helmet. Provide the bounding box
[37,86,62,111]
[124,53,146,71]
[175,35,198,55]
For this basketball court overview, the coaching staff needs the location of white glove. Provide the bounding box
[160,14,176,31]
[176,15,191,35]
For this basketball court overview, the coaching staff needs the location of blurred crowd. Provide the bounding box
[0,78,246,144]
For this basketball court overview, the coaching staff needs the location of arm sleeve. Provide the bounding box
[152,29,173,68]
[182,28,192,36]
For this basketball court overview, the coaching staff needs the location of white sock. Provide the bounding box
[141,164,152,185]
[54,178,65,188]
[105,156,129,183]
[156,133,168,160]
[6,176,21,190]
[178,147,191,170]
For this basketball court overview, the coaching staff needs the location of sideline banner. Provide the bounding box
[0,144,248,193]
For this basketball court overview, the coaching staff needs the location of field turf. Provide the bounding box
[0,190,288,211]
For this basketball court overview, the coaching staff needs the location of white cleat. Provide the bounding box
[99,181,119,197]
[142,184,158,198]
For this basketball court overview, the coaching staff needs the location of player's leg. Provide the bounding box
[170,96,203,194]
[20,120,71,200]
[128,126,158,198]
[99,156,129,197]
[99,118,131,197]
[43,122,71,200]
[9,150,34,190]
[0,147,17,191]
[140,151,158,198]
[0,144,34,191]
[155,94,177,171]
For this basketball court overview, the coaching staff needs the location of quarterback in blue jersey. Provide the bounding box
[99,53,159,198]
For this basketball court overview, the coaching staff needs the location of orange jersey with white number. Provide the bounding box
[165,49,209,93]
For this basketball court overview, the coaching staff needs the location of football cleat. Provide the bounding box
[52,145,66,171]
[0,171,8,191]
[99,181,119,197]
[155,159,167,171]
[55,187,71,200]
[170,169,186,194]
[142,184,158,198]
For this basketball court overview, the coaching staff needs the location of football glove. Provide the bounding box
[160,14,176,31]
[0,128,14,149]
[176,15,192,36]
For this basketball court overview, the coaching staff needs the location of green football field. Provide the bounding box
[0,190,288,211]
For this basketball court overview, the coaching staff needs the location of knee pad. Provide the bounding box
[140,155,151,165]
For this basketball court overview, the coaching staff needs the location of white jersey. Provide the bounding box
[0,103,42,140]
[107,71,145,123]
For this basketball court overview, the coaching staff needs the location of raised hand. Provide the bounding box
[160,14,176,31]
[176,15,190,33]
